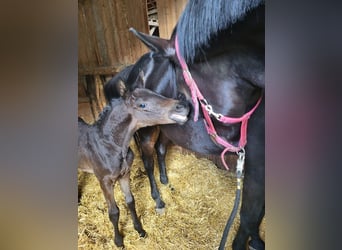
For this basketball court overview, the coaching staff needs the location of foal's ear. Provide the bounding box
[136,71,145,88]
[129,28,175,57]
[116,79,128,97]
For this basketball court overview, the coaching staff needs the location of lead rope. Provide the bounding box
[218,149,245,250]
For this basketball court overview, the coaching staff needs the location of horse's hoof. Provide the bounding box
[155,207,165,214]
[248,239,265,250]
[114,236,124,248]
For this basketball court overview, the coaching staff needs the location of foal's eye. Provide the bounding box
[139,103,146,108]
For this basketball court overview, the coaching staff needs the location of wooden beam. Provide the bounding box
[78,64,129,75]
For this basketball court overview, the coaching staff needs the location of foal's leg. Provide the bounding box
[119,173,146,237]
[232,161,265,250]
[121,148,146,237]
[155,132,171,184]
[135,127,165,212]
[98,176,123,247]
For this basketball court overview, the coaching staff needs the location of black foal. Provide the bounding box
[78,78,189,247]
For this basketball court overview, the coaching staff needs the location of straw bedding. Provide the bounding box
[78,143,265,250]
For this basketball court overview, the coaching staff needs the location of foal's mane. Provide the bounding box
[94,105,112,126]
[94,97,123,127]
[175,0,263,63]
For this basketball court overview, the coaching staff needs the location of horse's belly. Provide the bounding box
[78,156,94,174]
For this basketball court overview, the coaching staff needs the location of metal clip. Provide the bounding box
[201,99,223,121]
[235,148,245,190]
[213,112,223,120]
[236,148,245,177]
[205,103,213,113]
[200,99,209,106]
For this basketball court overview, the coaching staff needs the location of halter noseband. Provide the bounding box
[175,35,262,170]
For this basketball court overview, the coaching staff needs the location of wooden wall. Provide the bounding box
[78,0,188,121]
[157,0,187,38]
[78,0,149,75]
[78,0,149,121]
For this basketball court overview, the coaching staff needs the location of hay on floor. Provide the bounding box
[78,144,265,250]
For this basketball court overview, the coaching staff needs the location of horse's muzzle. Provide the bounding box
[169,101,190,124]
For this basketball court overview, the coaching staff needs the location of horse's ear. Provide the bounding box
[136,71,145,88]
[116,79,128,97]
[129,28,175,57]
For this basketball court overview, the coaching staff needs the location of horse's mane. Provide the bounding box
[95,97,127,125]
[176,0,263,63]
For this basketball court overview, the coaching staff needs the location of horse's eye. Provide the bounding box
[139,103,146,108]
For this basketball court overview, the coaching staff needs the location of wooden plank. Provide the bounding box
[94,75,106,110]
[101,0,119,66]
[125,0,149,62]
[79,3,97,69]
[158,0,187,38]
[78,102,95,124]
[78,75,88,97]
[78,64,129,75]
[78,0,149,71]
[79,97,90,103]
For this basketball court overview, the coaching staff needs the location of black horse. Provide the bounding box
[105,0,264,249]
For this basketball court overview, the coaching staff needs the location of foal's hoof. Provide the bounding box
[155,200,166,215]
[139,230,147,238]
[155,207,165,215]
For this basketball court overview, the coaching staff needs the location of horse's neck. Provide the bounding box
[97,101,136,157]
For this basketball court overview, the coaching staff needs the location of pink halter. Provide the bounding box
[175,35,262,170]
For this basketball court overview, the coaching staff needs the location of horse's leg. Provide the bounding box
[248,204,265,250]
[155,132,171,184]
[135,127,166,212]
[119,173,146,237]
[232,162,265,250]
[98,176,123,247]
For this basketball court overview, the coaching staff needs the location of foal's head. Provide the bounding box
[111,78,190,128]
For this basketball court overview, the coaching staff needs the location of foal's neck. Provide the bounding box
[96,100,136,156]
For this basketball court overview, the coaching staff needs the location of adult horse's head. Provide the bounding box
[127,14,264,129]
[123,29,181,101]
